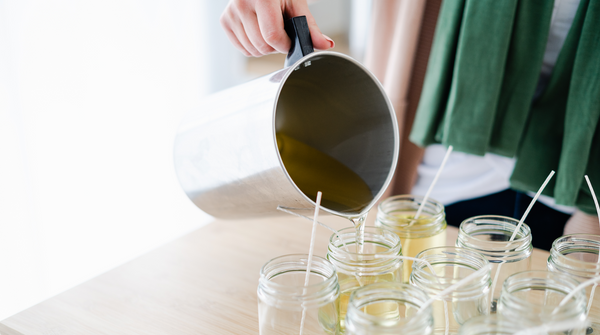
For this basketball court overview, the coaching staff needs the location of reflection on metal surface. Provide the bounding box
[174,52,399,219]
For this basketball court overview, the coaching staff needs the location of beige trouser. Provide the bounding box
[564,210,600,235]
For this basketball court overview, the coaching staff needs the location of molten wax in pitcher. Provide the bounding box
[276,133,373,214]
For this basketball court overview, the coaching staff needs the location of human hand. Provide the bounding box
[220,0,335,57]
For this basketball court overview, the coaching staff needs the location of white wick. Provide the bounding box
[553,275,600,314]
[509,170,555,241]
[490,171,556,310]
[374,254,450,335]
[412,145,453,223]
[304,191,322,287]
[584,175,600,317]
[514,318,590,335]
[299,191,323,335]
[375,255,435,275]
[277,205,350,252]
[419,264,492,313]
[584,175,600,251]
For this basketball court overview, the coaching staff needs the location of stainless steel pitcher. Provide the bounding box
[174,16,399,219]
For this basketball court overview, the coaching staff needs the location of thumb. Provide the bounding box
[285,1,334,50]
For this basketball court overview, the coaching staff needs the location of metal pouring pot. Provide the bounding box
[174,16,399,219]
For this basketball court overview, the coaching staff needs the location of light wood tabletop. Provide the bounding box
[1,214,550,335]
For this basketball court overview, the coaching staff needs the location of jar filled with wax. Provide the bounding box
[345,282,433,335]
[497,270,587,335]
[257,254,339,335]
[376,195,446,282]
[411,247,491,335]
[456,215,532,312]
[548,234,600,334]
[327,226,403,333]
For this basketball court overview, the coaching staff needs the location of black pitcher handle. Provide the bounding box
[284,16,314,68]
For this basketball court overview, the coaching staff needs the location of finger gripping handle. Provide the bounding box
[284,16,314,67]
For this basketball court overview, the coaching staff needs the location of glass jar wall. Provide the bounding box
[327,226,403,333]
[376,195,447,282]
[257,254,340,335]
[548,234,600,334]
[345,282,433,335]
[411,246,491,335]
[497,270,587,335]
[456,215,532,311]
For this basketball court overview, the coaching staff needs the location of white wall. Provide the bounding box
[309,0,351,38]
[0,0,214,320]
[349,0,373,61]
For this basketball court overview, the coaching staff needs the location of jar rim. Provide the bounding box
[327,226,402,275]
[458,215,532,245]
[259,254,338,290]
[411,246,490,299]
[413,246,490,268]
[376,195,446,238]
[328,226,401,257]
[550,234,600,267]
[258,254,340,309]
[377,194,445,217]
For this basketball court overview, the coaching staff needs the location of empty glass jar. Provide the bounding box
[376,195,447,282]
[411,246,491,335]
[345,282,433,335]
[497,270,587,335]
[257,254,340,335]
[456,215,532,312]
[548,234,600,334]
[327,226,403,333]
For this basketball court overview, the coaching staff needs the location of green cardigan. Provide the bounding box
[410,0,600,214]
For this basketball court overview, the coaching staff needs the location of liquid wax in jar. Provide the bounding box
[392,213,446,283]
[335,244,402,333]
[338,272,400,332]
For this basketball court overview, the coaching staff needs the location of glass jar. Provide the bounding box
[327,226,403,333]
[345,282,434,335]
[497,270,587,335]
[548,234,600,334]
[257,254,340,335]
[410,246,491,335]
[456,215,532,312]
[457,314,535,334]
[376,195,447,282]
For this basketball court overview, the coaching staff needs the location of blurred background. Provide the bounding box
[0,0,372,320]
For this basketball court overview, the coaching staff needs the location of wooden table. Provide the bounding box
[0,215,550,334]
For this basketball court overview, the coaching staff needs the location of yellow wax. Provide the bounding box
[386,214,447,283]
[338,272,399,333]
[276,133,373,214]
